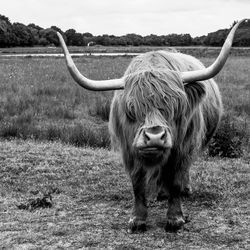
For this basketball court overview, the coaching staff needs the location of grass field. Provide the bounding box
[0,55,249,149]
[0,140,249,249]
[1,46,250,58]
[0,51,249,248]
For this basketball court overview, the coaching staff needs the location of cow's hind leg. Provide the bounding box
[181,163,192,197]
[128,167,147,233]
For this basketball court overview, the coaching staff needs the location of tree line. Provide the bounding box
[0,14,250,47]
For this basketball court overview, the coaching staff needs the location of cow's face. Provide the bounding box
[122,70,188,166]
[132,110,173,166]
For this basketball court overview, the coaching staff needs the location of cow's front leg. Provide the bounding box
[128,168,147,233]
[165,195,185,231]
[162,151,193,231]
[162,167,186,231]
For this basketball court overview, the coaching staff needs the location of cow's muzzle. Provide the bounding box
[135,126,172,156]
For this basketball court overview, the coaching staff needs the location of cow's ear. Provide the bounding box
[184,82,206,111]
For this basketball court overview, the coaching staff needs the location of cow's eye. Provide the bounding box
[125,103,136,122]
[126,110,136,122]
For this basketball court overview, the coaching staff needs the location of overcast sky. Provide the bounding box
[1,0,249,37]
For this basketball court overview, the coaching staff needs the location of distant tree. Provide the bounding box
[180,34,192,46]
[28,23,43,31]
[107,35,122,46]
[73,33,85,46]
[124,33,144,46]
[65,29,84,45]
[38,37,49,46]
[94,35,105,45]
[27,23,43,45]
[193,35,206,45]
[165,34,178,46]
[144,34,165,46]
[240,19,250,29]
[50,26,67,45]
[204,29,228,46]
[12,22,35,46]
[203,20,250,47]
[40,28,59,46]
[95,34,113,46]
[81,32,93,46]
[65,29,75,45]
[83,32,93,38]
[232,20,250,46]
[51,26,62,32]
[0,16,12,46]
[0,14,11,24]
[116,36,127,46]
[0,13,249,47]
[164,33,193,46]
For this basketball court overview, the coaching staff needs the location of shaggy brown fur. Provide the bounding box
[109,50,223,232]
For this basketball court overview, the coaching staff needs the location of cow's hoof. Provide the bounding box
[127,217,147,233]
[165,216,185,232]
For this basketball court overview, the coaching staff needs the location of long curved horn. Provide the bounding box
[57,32,125,91]
[180,19,247,83]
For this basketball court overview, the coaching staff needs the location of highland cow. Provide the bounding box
[57,19,246,233]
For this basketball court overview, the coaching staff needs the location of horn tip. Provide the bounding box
[237,18,249,25]
[56,32,62,38]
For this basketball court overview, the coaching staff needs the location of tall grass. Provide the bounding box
[0,56,128,148]
[88,97,111,121]
[208,114,248,158]
[0,55,249,150]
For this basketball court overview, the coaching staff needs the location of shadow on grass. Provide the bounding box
[188,190,222,208]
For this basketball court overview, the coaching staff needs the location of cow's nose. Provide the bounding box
[143,126,167,147]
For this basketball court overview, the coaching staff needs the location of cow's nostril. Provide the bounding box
[160,130,166,140]
[144,131,151,141]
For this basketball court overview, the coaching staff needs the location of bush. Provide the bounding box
[234,102,250,116]
[65,123,110,148]
[208,115,247,158]
[0,121,111,149]
[89,98,111,121]
[44,104,76,120]
[0,121,39,140]
[45,125,63,141]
